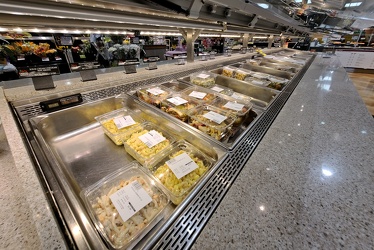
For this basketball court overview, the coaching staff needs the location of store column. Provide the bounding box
[179,29,202,63]
[242,33,249,48]
[268,35,274,49]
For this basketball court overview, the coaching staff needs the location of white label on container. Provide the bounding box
[166,152,198,179]
[223,102,244,111]
[146,88,165,96]
[139,130,166,148]
[110,180,152,223]
[252,80,264,85]
[253,73,265,79]
[269,77,288,83]
[114,115,136,129]
[189,91,207,99]
[211,86,224,92]
[231,92,242,100]
[197,73,210,79]
[167,96,188,106]
[203,111,227,124]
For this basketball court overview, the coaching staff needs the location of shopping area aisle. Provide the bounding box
[348,72,374,116]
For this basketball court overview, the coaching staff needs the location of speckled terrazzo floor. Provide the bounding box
[191,55,374,249]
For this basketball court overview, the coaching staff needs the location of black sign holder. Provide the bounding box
[32,75,56,90]
[146,62,158,70]
[80,69,97,82]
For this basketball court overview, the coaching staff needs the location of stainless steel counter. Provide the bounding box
[1,51,372,249]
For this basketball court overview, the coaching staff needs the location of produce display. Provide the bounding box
[189,71,216,87]
[234,69,251,81]
[124,123,174,166]
[160,94,200,122]
[84,167,168,249]
[221,66,235,78]
[152,142,214,204]
[95,109,141,146]
[211,96,252,127]
[187,105,235,140]
[137,86,172,108]
[100,118,140,145]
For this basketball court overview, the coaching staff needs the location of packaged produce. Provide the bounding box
[231,92,267,109]
[211,95,253,126]
[182,86,218,104]
[81,164,169,250]
[150,140,215,204]
[209,84,233,96]
[187,105,235,141]
[221,66,235,78]
[95,108,142,145]
[267,76,289,91]
[123,122,175,166]
[189,71,216,87]
[160,94,200,122]
[136,85,172,108]
[234,69,253,81]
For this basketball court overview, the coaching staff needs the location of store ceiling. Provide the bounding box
[0,0,372,37]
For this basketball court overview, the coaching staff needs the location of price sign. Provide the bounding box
[139,130,166,148]
[203,111,227,124]
[147,88,165,96]
[167,97,188,106]
[147,62,158,70]
[114,116,136,129]
[189,91,207,99]
[211,86,224,92]
[110,180,152,222]
[124,65,137,74]
[166,152,198,179]
[32,75,56,90]
[223,102,244,111]
[80,69,97,82]
[197,73,210,79]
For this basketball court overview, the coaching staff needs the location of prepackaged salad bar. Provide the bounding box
[11,49,315,249]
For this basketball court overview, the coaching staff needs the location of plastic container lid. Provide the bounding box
[160,93,201,122]
[234,69,253,81]
[160,80,192,93]
[189,71,216,87]
[95,108,143,146]
[221,66,236,78]
[210,95,253,126]
[123,122,176,167]
[149,140,215,205]
[136,84,173,108]
[181,86,218,104]
[231,92,268,109]
[187,104,236,141]
[209,84,233,96]
[81,163,169,250]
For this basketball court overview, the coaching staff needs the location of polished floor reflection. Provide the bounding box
[348,72,374,116]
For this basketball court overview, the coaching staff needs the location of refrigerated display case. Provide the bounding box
[8,49,315,249]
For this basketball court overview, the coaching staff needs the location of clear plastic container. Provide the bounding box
[161,80,192,93]
[209,84,233,96]
[136,85,173,108]
[123,122,176,167]
[181,86,218,104]
[149,140,215,205]
[210,95,253,127]
[187,105,236,141]
[221,66,236,78]
[81,163,169,250]
[231,92,268,109]
[160,93,201,122]
[244,77,270,87]
[266,76,289,91]
[95,108,143,146]
[189,71,216,87]
[234,69,254,81]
